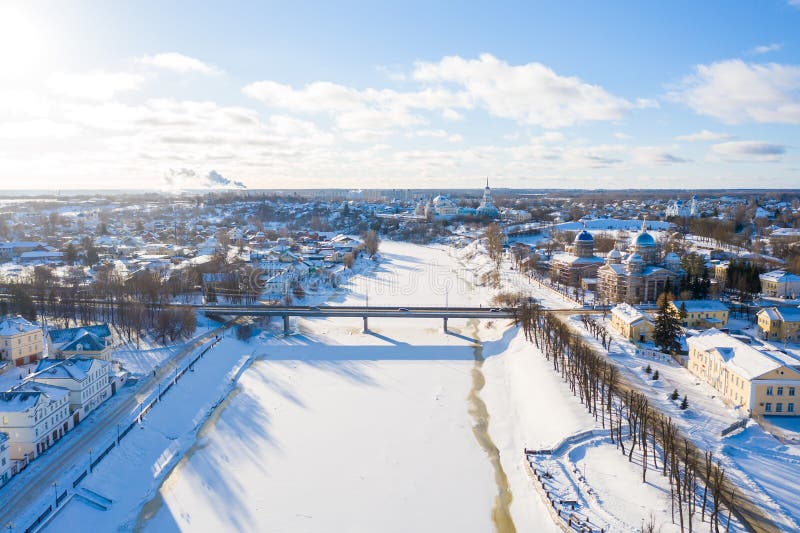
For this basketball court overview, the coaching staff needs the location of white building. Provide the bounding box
[428,195,460,219]
[666,196,698,218]
[0,432,10,487]
[30,358,113,424]
[0,383,71,462]
[477,179,500,218]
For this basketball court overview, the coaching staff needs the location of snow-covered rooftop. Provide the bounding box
[688,328,797,380]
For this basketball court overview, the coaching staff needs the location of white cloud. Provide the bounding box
[633,146,689,165]
[675,129,733,142]
[0,119,81,140]
[710,140,786,162]
[614,132,632,140]
[48,71,145,101]
[243,80,471,134]
[413,53,640,128]
[750,43,782,55]
[244,54,646,132]
[442,108,464,121]
[672,59,800,124]
[139,52,222,75]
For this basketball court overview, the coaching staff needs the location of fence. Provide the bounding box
[721,418,748,437]
[22,333,224,533]
[23,505,51,533]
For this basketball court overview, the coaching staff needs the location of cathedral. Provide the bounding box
[665,195,698,218]
[476,178,499,218]
[597,220,681,304]
[550,228,605,286]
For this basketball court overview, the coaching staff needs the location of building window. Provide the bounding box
[778,387,784,396]
[767,386,774,396]
[777,403,784,413]
[790,387,796,397]
[789,403,795,413]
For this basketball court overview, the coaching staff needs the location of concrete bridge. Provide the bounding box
[199,305,519,333]
[197,304,607,333]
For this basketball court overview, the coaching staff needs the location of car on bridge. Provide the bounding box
[397,308,410,312]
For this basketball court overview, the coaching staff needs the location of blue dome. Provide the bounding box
[575,230,594,242]
[634,231,656,247]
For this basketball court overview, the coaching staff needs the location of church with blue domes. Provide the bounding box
[597,219,682,304]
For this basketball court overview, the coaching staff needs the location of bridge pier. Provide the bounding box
[363,316,368,333]
[443,317,448,333]
[283,315,290,335]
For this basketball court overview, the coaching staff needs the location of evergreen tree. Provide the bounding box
[670,388,679,401]
[645,364,652,374]
[652,370,659,380]
[64,242,78,265]
[10,287,36,322]
[653,292,682,354]
[680,395,689,410]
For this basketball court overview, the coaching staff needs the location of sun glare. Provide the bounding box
[0,5,45,77]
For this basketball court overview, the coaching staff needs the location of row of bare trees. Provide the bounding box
[516,302,740,533]
[580,315,612,350]
[2,264,202,346]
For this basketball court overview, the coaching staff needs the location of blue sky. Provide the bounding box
[1,0,799,189]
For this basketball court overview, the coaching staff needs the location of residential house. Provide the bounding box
[0,316,43,367]
[47,324,113,361]
[757,307,800,343]
[18,250,64,264]
[30,358,113,425]
[0,383,71,462]
[0,432,10,487]
[609,303,654,343]
[687,329,800,416]
[670,300,729,329]
[0,242,47,260]
[760,270,800,299]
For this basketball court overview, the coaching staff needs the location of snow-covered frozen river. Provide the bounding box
[135,242,581,532]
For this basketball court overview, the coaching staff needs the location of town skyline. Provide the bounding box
[2,1,800,190]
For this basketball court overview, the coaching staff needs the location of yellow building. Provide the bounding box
[687,329,800,416]
[760,270,800,299]
[756,307,800,343]
[670,300,729,329]
[609,303,654,343]
[0,317,43,367]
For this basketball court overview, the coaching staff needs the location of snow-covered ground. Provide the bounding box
[31,240,746,533]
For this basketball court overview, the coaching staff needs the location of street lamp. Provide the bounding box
[116,423,120,444]
[88,448,93,473]
[52,481,58,506]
